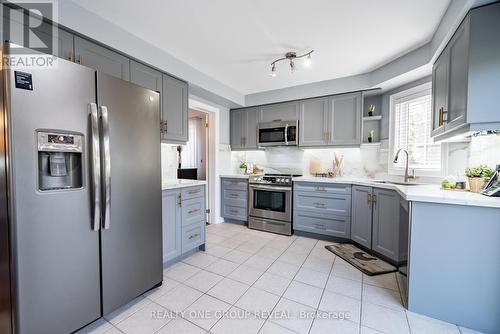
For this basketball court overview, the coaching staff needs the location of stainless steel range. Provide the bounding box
[248,174,298,236]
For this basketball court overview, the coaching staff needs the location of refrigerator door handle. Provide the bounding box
[89,103,101,231]
[100,105,111,230]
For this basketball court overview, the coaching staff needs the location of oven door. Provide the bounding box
[249,184,292,222]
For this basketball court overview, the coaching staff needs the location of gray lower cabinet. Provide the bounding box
[162,74,188,143]
[372,188,401,260]
[230,107,258,150]
[293,182,351,238]
[259,101,299,122]
[350,186,405,262]
[162,185,205,263]
[220,178,248,221]
[74,36,130,81]
[162,189,182,262]
[351,185,373,248]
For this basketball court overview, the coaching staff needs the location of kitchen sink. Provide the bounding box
[373,180,422,186]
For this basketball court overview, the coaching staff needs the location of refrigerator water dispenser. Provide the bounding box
[37,131,83,191]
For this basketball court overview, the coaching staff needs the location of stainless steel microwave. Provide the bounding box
[257,120,298,147]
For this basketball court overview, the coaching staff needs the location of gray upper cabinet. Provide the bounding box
[351,185,373,249]
[74,36,130,81]
[431,2,500,140]
[372,188,400,261]
[130,61,162,92]
[299,97,329,147]
[259,101,299,122]
[446,17,469,131]
[3,6,74,60]
[230,107,258,150]
[298,93,361,148]
[330,92,362,146]
[431,49,449,137]
[162,74,188,143]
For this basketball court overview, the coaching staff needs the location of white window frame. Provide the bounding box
[388,82,447,178]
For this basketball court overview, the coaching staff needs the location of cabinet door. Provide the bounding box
[162,74,188,143]
[74,36,130,80]
[162,190,182,263]
[431,49,449,137]
[447,17,469,131]
[3,7,74,60]
[330,92,362,146]
[372,188,400,261]
[245,107,259,149]
[230,109,245,150]
[130,60,162,92]
[299,97,329,147]
[259,101,299,122]
[351,186,373,249]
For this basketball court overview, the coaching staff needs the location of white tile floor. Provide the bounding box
[77,223,482,334]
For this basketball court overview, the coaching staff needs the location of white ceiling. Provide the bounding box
[73,0,450,95]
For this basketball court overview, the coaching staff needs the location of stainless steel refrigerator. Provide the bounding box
[0,43,163,334]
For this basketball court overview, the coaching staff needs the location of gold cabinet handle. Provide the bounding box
[178,193,182,207]
[367,193,372,205]
[188,208,200,214]
[68,51,74,62]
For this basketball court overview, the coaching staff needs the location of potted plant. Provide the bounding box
[239,162,247,175]
[367,130,375,143]
[465,164,494,193]
[368,104,375,117]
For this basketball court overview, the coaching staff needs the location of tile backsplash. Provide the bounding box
[230,133,500,181]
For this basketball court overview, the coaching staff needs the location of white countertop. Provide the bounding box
[293,176,500,209]
[162,179,207,190]
[220,174,258,179]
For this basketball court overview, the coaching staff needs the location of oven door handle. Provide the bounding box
[284,124,288,145]
[250,185,291,192]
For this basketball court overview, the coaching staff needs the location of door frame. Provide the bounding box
[189,98,218,225]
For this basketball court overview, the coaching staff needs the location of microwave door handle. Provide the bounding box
[100,106,111,230]
[285,124,288,145]
[89,103,101,231]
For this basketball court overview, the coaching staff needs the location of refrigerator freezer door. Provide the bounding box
[97,73,162,314]
[5,56,101,333]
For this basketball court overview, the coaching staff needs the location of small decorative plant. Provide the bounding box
[239,162,247,174]
[367,130,375,143]
[465,164,493,192]
[368,104,375,117]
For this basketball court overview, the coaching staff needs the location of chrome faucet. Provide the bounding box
[393,149,415,183]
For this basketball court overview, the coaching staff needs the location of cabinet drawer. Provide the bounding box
[181,186,205,200]
[294,182,351,195]
[294,192,351,216]
[182,223,205,252]
[182,197,205,226]
[294,211,351,238]
[221,178,248,191]
[222,188,247,203]
[222,203,247,221]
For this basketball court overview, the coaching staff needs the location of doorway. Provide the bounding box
[179,109,208,181]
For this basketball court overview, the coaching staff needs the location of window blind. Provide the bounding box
[392,90,441,170]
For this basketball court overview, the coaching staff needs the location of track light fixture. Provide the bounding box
[270,50,314,76]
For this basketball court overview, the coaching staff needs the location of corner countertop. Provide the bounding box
[162,179,207,190]
[293,176,500,209]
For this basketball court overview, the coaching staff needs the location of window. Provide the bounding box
[389,83,445,176]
